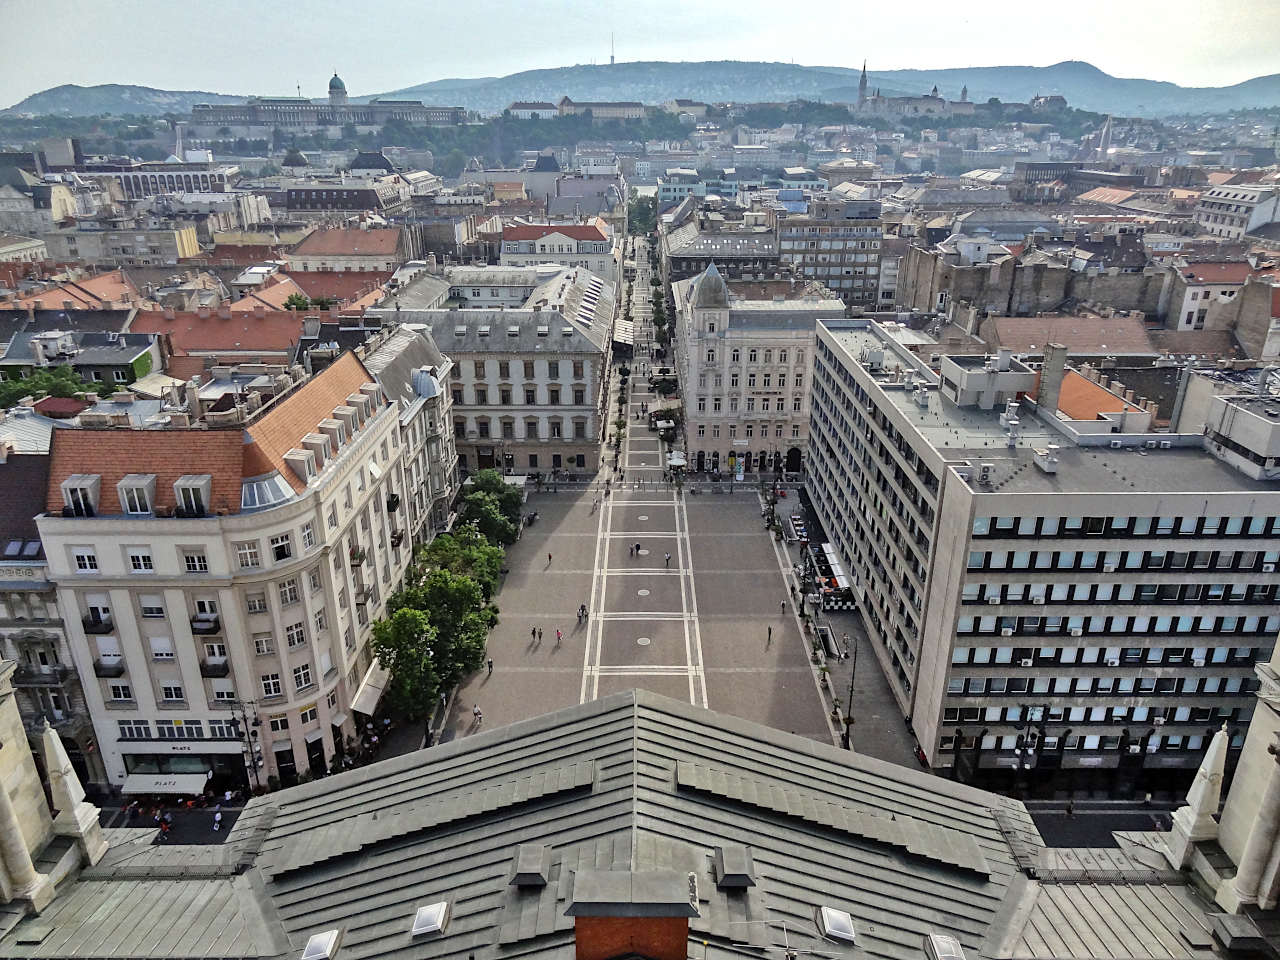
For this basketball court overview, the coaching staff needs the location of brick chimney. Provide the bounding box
[566,869,698,960]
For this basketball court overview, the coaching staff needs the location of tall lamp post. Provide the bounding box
[229,698,263,792]
[842,629,859,750]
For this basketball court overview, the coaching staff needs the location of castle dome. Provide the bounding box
[329,73,346,92]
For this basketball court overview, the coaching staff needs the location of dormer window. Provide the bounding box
[117,474,156,515]
[61,474,101,517]
[174,475,211,517]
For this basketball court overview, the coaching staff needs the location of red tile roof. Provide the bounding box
[130,310,302,354]
[987,315,1153,354]
[292,228,402,257]
[0,270,144,310]
[46,429,246,516]
[229,276,307,312]
[284,270,392,304]
[182,244,284,267]
[32,396,92,419]
[502,221,608,242]
[1052,370,1140,420]
[1181,261,1256,285]
[245,352,377,492]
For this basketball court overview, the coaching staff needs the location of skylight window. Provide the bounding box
[818,906,856,944]
[411,901,449,937]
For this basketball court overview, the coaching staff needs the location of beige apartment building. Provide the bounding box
[36,354,412,793]
[808,322,1280,796]
[672,264,845,475]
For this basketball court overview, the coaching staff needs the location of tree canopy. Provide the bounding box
[457,492,518,546]
[0,365,109,409]
[467,469,523,523]
[416,525,504,599]
[370,608,440,718]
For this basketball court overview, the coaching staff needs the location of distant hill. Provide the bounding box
[7,61,1280,118]
[3,83,244,116]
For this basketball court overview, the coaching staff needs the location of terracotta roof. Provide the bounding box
[292,228,402,257]
[45,429,246,516]
[1147,328,1243,358]
[284,270,392,304]
[1075,187,1136,206]
[164,355,209,381]
[31,396,92,419]
[130,310,302,354]
[986,315,1153,354]
[1052,369,1140,420]
[1180,261,1255,284]
[245,352,377,493]
[230,276,307,311]
[0,270,143,310]
[183,244,284,267]
[502,221,608,242]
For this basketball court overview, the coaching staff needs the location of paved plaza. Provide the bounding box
[437,241,896,755]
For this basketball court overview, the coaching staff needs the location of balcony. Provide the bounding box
[190,614,221,635]
[354,586,371,606]
[349,547,367,568]
[199,656,230,678]
[13,663,70,686]
[82,615,113,635]
[390,530,404,548]
[93,658,125,678]
[386,492,401,513]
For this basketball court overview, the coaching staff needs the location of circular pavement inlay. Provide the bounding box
[637,549,649,556]
[636,637,651,646]
[638,515,649,520]
[637,589,650,596]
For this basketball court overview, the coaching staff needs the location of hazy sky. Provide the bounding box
[3,0,1277,107]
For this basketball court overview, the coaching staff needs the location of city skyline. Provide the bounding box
[2,0,1278,108]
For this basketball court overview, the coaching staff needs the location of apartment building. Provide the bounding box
[357,325,459,541]
[1194,184,1280,240]
[777,196,884,309]
[672,264,844,475]
[37,353,412,793]
[807,323,1280,796]
[0,451,100,787]
[499,220,618,283]
[42,224,200,268]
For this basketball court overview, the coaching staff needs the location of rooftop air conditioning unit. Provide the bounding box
[1019,658,1033,667]
[1128,744,1141,754]
[1145,440,1157,449]
[1109,440,1123,449]
[988,596,1001,605]
[1193,658,1206,667]
[1154,717,1166,726]
[1264,564,1276,573]
[1106,659,1120,667]
[1103,564,1116,573]
[1032,596,1045,605]
[1070,628,1083,637]
[1158,440,1172,449]
[1001,628,1013,637]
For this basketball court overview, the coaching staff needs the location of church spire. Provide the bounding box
[857,60,868,107]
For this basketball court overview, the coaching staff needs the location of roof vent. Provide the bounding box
[818,906,856,944]
[562,326,574,336]
[511,843,552,887]
[454,325,466,337]
[713,844,755,889]
[537,325,550,337]
[410,901,450,937]
[301,929,343,960]
[508,325,520,337]
[478,325,490,337]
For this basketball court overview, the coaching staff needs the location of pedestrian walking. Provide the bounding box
[780,599,786,613]
[555,629,563,646]
[790,584,797,599]
[537,627,543,642]
[473,704,483,725]
[213,811,222,832]
[664,552,671,567]
[767,625,772,645]
[487,658,494,675]
[634,542,641,557]
[629,544,635,557]
[547,552,552,565]
[1065,800,1075,819]
[531,626,537,643]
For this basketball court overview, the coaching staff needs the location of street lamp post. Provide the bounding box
[229,698,263,792]
[842,629,858,750]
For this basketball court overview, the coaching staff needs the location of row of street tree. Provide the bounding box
[370,470,523,724]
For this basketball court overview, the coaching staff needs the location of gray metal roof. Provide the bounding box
[358,326,448,409]
[402,309,609,356]
[0,692,1243,960]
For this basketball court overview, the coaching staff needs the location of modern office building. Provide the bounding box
[807,321,1280,795]
[36,354,413,793]
[777,195,884,309]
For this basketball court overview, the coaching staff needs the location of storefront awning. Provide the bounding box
[329,712,348,729]
[351,658,390,716]
[121,772,211,796]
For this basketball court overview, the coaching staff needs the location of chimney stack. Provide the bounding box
[1036,343,1069,414]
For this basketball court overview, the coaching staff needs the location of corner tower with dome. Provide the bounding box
[328,72,348,107]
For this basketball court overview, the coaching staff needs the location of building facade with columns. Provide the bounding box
[36,354,412,794]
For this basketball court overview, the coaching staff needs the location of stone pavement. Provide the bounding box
[442,240,833,745]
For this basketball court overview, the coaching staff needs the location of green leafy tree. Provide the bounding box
[0,365,98,409]
[388,569,491,688]
[417,525,504,598]
[458,491,518,545]
[284,292,311,311]
[371,608,440,718]
[468,468,523,523]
